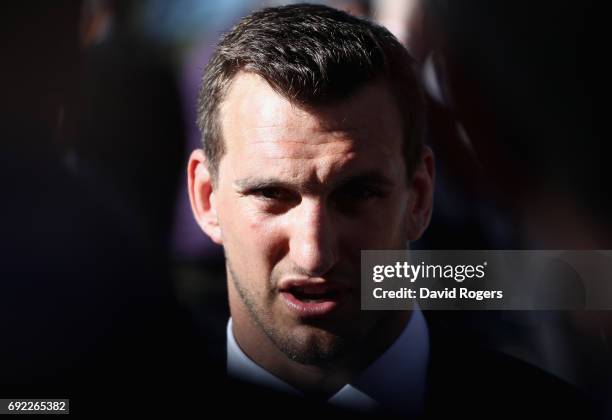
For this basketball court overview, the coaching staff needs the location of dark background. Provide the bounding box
[1,0,610,416]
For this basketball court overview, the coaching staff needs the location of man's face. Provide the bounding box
[190,72,432,365]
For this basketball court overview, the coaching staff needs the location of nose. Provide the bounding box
[288,199,338,277]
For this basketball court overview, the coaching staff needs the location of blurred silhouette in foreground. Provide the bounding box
[0,2,209,412]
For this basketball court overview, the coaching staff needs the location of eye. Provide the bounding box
[253,187,293,201]
[335,183,385,202]
[332,183,387,214]
[248,187,300,214]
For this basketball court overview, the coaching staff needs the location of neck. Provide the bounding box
[228,278,411,397]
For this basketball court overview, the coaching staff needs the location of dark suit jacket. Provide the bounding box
[207,314,598,419]
[422,316,596,419]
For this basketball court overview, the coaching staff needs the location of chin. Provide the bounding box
[278,324,349,366]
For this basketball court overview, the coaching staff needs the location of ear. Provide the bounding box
[187,149,223,245]
[406,146,435,241]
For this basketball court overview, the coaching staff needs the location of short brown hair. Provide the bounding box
[196,3,425,183]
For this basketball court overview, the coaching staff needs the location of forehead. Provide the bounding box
[218,72,405,184]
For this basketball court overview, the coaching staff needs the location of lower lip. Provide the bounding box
[280,291,340,318]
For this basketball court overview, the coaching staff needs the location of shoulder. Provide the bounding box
[424,316,597,419]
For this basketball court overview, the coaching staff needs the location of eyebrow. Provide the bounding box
[233,170,396,194]
[233,177,295,192]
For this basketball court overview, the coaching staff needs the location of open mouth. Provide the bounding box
[288,285,340,303]
[279,282,343,317]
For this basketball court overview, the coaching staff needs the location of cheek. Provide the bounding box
[339,198,408,248]
[218,197,287,271]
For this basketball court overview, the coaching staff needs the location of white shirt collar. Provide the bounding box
[227,308,429,415]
